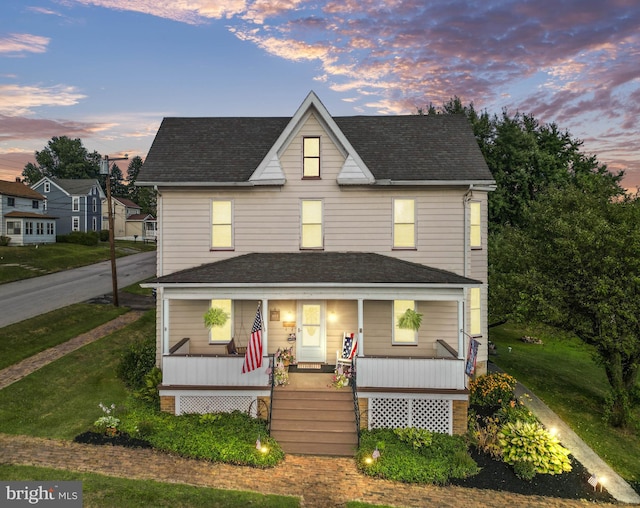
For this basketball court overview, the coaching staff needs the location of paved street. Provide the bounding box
[0,250,156,328]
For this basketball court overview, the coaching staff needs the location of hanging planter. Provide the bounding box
[204,307,229,329]
[397,308,423,331]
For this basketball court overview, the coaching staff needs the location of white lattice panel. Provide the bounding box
[368,397,451,433]
[178,395,254,416]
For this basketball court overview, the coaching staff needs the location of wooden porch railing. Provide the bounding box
[356,356,466,390]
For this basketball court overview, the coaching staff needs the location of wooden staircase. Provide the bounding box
[270,374,359,456]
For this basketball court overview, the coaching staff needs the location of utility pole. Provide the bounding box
[101,154,128,307]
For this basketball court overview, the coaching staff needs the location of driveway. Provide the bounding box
[0,250,156,328]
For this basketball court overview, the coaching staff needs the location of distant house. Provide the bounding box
[106,196,157,241]
[31,177,105,235]
[0,179,56,246]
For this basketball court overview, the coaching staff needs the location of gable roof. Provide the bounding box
[113,197,141,209]
[35,177,105,198]
[151,252,480,286]
[0,180,45,200]
[138,91,493,187]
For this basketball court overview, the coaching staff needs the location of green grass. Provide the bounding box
[0,465,300,508]
[0,310,156,439]
[0,241,155,284]
[0,304,127,370]
[490,323,640,486]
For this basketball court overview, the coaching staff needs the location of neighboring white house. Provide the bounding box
[137,92,495,450]
[0,179,56,246]
[103,196,156,241]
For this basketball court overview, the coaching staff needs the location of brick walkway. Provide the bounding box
[0,433,620,508]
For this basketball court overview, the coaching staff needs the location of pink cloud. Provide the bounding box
[0,115,107,141]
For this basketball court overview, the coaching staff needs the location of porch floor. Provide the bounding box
[279,372,337,391]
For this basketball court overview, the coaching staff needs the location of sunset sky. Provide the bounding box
[1,0,639,189]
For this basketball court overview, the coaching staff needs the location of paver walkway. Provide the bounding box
[0,309,636,507]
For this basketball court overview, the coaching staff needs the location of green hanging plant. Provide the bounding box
[204,307,228,329]
[397,308,423,331]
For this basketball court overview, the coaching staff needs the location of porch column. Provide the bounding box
[357,298,364,357]
[457,298,464,359]
[262,299,268,361]
[162,297,170,356]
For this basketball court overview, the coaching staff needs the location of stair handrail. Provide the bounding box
[351,356,361,447]
[267,353,275,435]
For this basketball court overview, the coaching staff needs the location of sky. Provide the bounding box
[1,0,639,190]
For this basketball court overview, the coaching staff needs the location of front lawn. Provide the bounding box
[490,323,640,491]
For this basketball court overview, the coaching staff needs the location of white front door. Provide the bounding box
[296,301,326,362]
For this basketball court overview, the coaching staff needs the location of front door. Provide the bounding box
[296,302,326,362]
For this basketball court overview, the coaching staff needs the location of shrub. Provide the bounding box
[56,231,99,246]
[469,414,503,459]
[393,427,433,449]
[513,460,537,481]
[469,372,517,407]
[99,229,110,242]
[498,421,572,476]
[117,336,156,390]
[0,235,10,246]
[134,367,162,408]
[496,399,538,425]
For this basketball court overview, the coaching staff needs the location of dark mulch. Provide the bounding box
[74,431,152,449]
[449,448,615,503]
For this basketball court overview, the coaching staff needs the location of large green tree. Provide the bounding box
[126,156,156,216]
[22,136,102,184]
[490,182,640,426]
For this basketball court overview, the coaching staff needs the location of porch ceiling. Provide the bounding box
[151,252,480,287]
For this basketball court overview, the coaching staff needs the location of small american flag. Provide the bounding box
[588,475,598,490]
[342,333,357,359]
[242,304,263,374]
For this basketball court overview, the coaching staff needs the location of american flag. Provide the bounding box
[242,304,263,373]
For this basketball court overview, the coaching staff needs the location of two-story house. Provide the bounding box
[138,92,494,454]
[105,197,156,241]
[31,177,105,235]
[0,179,56,246]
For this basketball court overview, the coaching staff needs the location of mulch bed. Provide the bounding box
[449,448,615,502]
[76,431,616,502]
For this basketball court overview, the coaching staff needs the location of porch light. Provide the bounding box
[256,437,269,454]
[328,310,337,323]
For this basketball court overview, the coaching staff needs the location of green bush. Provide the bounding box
[117,336,156,390]
[0,236,10,246]
[393,427,433,449]
[56,231,99,246]
[134,367,162,408]
[469,372,517,407]
[496,399,538,425]
[513,459,537,481]
[357,428,478,484]
[498,421,572,476]
[99,229,110,242]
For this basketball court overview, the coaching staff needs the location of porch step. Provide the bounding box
[270,388,359,457]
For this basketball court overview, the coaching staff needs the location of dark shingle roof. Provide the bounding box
[52,178,100,195]
[139,114,492,184]
[0,180,44,200]
[153,252,480,286]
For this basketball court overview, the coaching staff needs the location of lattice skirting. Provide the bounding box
[367,397,452,434]
[177,395,256,416]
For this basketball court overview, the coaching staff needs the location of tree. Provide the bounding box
[125,156,156,216]
[427,100,625,230]
[21,136,101,185]
[490,182,640,426]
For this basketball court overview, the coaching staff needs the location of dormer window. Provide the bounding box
[44,182,50,193]
[303,137,320,178]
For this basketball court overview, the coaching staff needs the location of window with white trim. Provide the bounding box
[211,200,233,249]
[470,287,481,336]
[25,222,33,235]
[47,223,54,235]
[44,182,50,193]
[72,216,80,231]
[36,222,43,235]
[72,197,80,212]
[393,199,415,248]
[209,299,232,343]
[6,221,20,234]
[301,199,323,249]
[393,300,418,344]
[470,202,481,248]
[303,137,320,178]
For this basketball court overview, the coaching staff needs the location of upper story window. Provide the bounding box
[393,198,415,249]
[44,182,50,193]
[72,196,80,212]
[32,200,39,209]
[470,202,481,249]
[208,299,232,344]
[303,137,320,178]
[7,197,15,207]
[301,199,323,249]
[92,198,97,213]
[470,287,482,336]
[393,300,418,345]
[43,200,47,212]
[211,200,233,249]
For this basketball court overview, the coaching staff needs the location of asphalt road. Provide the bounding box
[0,250,157,329]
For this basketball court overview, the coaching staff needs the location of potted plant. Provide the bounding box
[203,307,228,329]
[276,347,295,367]
[397,308,423,331]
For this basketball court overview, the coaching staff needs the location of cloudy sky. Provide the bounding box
[1,0,639,189]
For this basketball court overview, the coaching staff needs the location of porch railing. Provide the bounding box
[162,355,270,387]
[356,356,466,390]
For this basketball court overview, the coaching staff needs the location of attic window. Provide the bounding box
[303,137,320,178]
